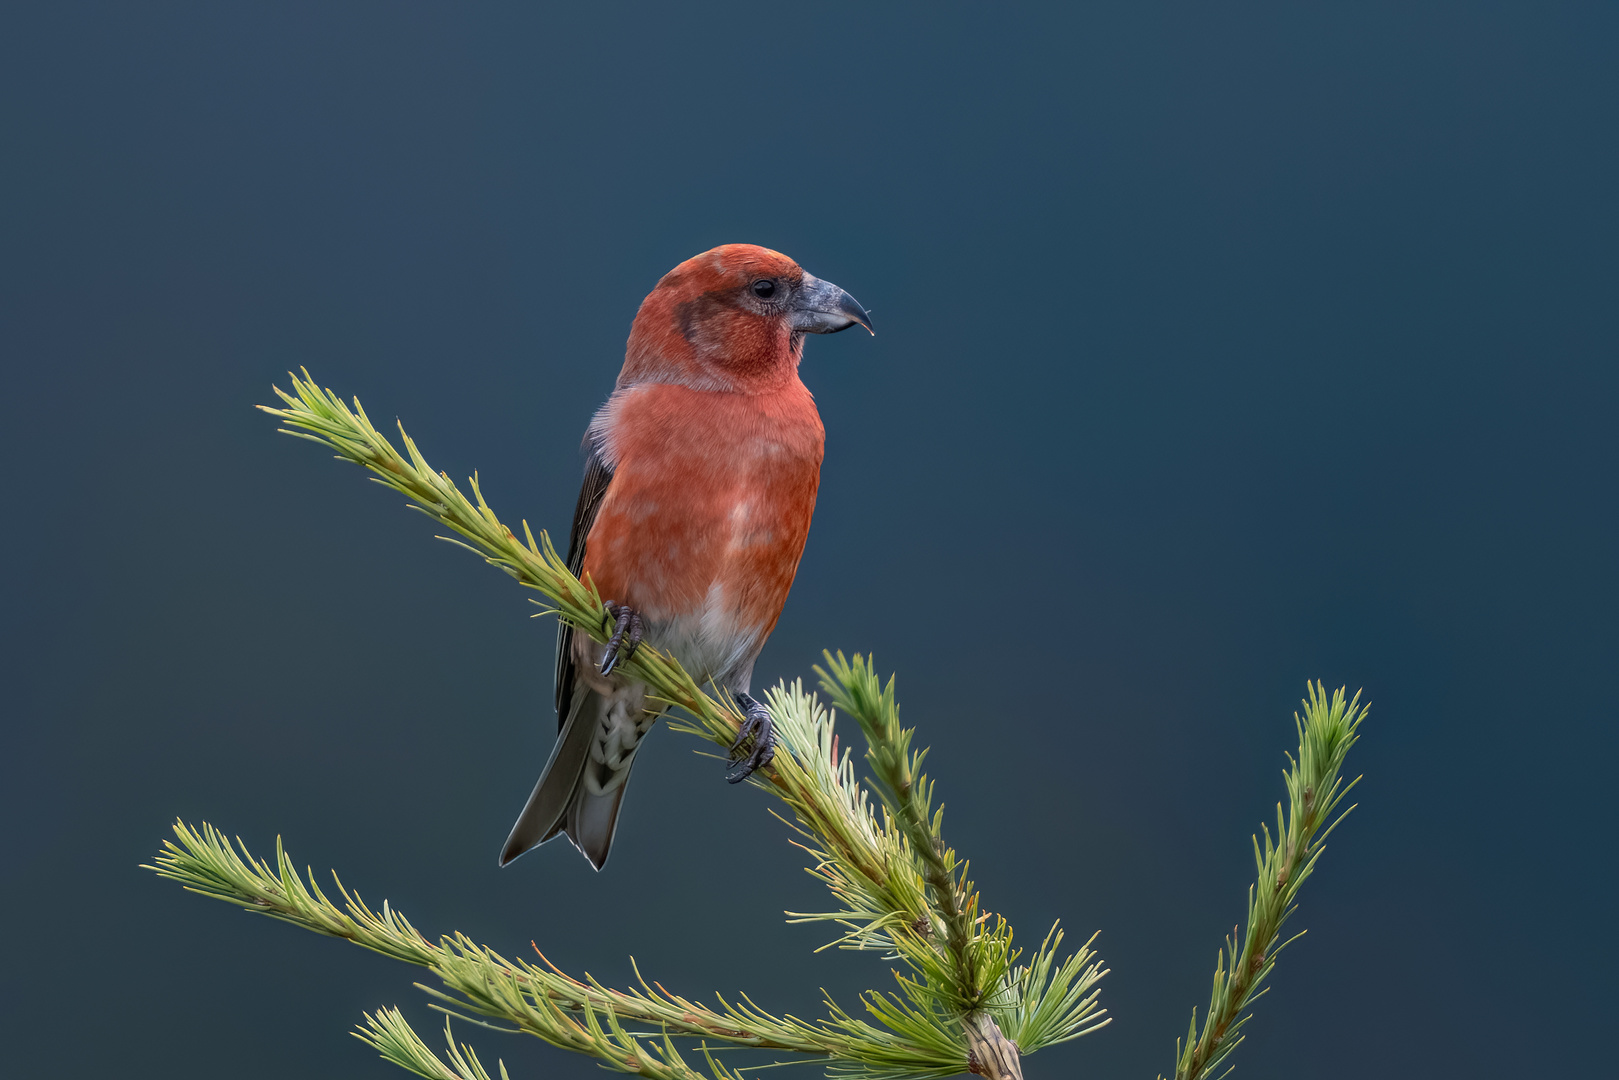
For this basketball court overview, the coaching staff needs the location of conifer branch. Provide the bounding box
[138,371,1367,1080]
[1163,684,1366,1080]
[251,371,1109,1080]
[814,654,1026,1080]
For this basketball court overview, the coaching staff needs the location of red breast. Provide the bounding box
[582,380,822,636]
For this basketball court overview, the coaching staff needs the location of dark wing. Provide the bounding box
[554,445,615,726]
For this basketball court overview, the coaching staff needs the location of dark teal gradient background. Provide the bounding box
[3,4,1615,1077]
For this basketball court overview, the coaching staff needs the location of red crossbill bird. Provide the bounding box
[499,244,872,870]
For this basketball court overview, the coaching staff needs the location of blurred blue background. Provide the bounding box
[3,4,1615,1077]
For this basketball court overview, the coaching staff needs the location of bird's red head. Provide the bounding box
[620,244,871,393]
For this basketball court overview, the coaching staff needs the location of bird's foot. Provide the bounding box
[599,601,644,676]
[726,692,776,783]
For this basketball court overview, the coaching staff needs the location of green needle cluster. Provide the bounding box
[146,371,1364,1080]
[1166,684,1366,1080]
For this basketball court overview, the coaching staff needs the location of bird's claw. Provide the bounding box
[726,693,776,783]
[599,601,644,676]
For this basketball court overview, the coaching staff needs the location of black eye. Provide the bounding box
[751,279,777,298]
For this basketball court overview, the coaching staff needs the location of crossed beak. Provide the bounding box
[790,273,874,335]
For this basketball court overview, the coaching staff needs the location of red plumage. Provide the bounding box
[500,244,871,869]
[584,378,823,643]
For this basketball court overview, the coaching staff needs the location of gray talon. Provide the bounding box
[726,692,776,783]
[600,602,644,676]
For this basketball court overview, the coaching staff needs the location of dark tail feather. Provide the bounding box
[500,691,596,867]
[563,765,634,870]
[498,687,640,870]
